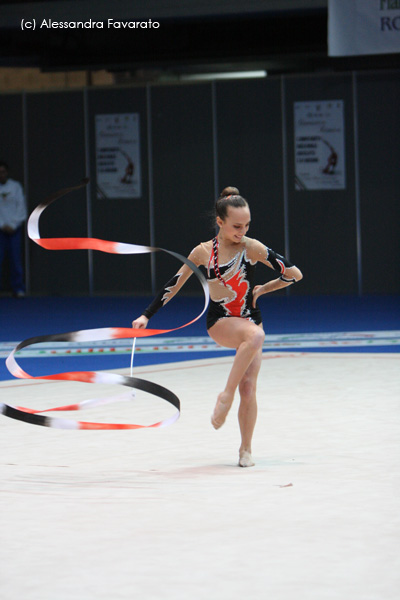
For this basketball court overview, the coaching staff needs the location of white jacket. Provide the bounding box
[0,178,27,231]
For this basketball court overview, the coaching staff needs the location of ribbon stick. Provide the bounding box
[1,179,209,430]
[130,338,136,378]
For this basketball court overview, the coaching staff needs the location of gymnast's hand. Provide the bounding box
[132,315,149,329]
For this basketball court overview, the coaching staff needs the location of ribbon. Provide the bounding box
[1,179,209,430]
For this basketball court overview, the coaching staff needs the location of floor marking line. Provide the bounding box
[1,351,399,388]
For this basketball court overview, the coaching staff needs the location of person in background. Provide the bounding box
[0,161,27,297]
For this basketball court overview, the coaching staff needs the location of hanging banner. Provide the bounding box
[294,100,346,191]
[95,113,141,199]
[328,0,400,56]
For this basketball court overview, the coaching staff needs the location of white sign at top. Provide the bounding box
[328,0,400,56]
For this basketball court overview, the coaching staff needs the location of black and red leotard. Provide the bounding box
[205,238,262,329]
[142,236,293,330]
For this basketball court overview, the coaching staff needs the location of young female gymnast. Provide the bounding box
[132,187,303,467]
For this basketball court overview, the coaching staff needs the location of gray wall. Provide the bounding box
[1,70,399,296]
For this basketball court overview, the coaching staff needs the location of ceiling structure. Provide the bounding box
[0,0,399,82]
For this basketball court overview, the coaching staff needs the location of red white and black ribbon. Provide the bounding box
[0,179,209,430]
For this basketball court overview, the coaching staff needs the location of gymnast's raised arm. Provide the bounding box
[132,245,204,329]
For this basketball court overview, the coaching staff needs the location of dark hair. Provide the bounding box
[215,186,248,221]
[0,161,9,171]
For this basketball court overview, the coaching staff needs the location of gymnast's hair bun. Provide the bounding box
[219,186,240,198]
[214,186,248,220]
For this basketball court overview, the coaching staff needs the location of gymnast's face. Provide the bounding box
[217,206,251,245]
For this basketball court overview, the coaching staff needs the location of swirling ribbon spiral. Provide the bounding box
[0,180,209,430]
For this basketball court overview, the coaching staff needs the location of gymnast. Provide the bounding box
[132,187,303,467]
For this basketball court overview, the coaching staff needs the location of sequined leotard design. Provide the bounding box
[205,243,262,330]
[143,236,293,330]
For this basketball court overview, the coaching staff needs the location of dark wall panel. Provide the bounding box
[357,71,400,294]
[0,94,24,182]
[284,74,357,295]
[216,78,286,283]
[2,68,399,299]
[26,91,88,295]
[87,87,151,294]
[151,84,215,294]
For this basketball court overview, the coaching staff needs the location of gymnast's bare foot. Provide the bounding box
[238,450,255,468]
[211,391,233,429]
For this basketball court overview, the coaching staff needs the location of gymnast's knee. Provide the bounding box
[239,376,257,401]
[246,326,265,351]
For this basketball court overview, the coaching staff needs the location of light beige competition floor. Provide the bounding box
[1,352,399,600]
